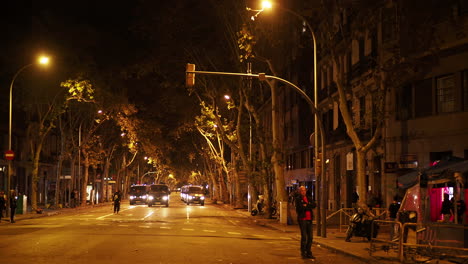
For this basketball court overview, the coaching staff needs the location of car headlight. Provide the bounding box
[162,196,168,201]
[148,196,154,200]
[142,195,147,199]
[200,196,205,200]
[189,196,194,200]
[130,196,135,199]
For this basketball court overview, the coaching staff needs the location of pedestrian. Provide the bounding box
[113,190,122,213]
[388,196,400,240]
[454,195,465,224]
[9,190,17,223]
[294,186,316,259]
[440,193,453,222]
[351,188,359,209]
[0,191,5,222]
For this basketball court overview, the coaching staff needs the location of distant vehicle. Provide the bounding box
[181,185,205,206]
[129,185,149,205]
[147,184,170,207]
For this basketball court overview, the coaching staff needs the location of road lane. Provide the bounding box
[0,194,364,264]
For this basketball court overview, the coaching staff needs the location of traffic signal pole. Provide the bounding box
[186,64,327,231]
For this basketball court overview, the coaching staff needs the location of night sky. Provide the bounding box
[0,0,251,176]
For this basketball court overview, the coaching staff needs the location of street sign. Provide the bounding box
[4,150,15,160]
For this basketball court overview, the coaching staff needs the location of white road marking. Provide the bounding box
[252,234,266,237]
[203,230,216,233]
[118,225,129,227]
[227,232,241,235]
[182,228,194,231]
[142,211,154,220]
[280,237,292,240]
[160,226,171,229]
[139,226,150,228]
[97,213,114,220]
[97,223,109,226]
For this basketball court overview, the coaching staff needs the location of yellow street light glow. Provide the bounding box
[38,56,50,65]
[262,1,272,9]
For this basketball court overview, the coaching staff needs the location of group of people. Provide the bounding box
[441,193,465,223]
[0,190,18,223]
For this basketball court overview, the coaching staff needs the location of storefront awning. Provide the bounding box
[398,158,468,189]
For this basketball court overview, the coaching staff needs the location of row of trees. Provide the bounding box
[185,0,446,218]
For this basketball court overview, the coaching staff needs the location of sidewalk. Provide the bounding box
[229,207,400,264]
[1,202,113,223]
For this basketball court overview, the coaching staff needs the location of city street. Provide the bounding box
[0,193,365,264]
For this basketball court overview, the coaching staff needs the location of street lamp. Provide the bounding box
[247,1,326,236]
[6,55,50,217]
[224,93,253,211]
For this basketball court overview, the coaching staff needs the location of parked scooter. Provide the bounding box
[345,207,379,242]
[251,195,277,217]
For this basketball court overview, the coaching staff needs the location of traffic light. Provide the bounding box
[186,63,195,87]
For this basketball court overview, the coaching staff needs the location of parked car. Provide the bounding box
[147,184,170,207]
[129,185,149,205]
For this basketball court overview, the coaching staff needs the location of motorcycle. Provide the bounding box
[251,196,277,217]
[345,208,379,242]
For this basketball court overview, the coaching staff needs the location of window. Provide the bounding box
[359,38,365,61]
[414,79,433,117]
[382,7,396,42]
[463,70,468,111]
[396,84,413,120]
[436,75,455,113]
[360,97,366,127]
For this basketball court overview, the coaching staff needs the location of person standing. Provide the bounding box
[295,186,316,259]
[455,195,466,224]
[351,188,359,209]
[388,197,400,240]
[113,190,122,214]
[0,191,5,222]
[441,193,453,222]
[9,190,17,223]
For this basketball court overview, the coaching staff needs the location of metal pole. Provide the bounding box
[78,124,81,206]
[6,63,33,218]
[186,68,327,224]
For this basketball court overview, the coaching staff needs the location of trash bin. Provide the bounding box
[16,195,27,214]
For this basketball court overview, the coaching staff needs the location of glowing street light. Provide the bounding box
[6,55,50,218]
[246,1,326,236]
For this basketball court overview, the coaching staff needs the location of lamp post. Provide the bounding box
[247,1,326,236]
[6,55,49,217]
[224,91,253,212]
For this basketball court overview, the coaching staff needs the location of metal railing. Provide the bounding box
[325,207,387,232]
[369,220,468,263]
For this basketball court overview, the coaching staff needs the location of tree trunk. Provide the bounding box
[81,153,90,206]
[270,83,288,204]
[356,150,367,205]
[31,141,44,211]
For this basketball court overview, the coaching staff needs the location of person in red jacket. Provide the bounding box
[294,186,316,259]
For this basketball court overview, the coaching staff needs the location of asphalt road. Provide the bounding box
[0,193,365,264]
